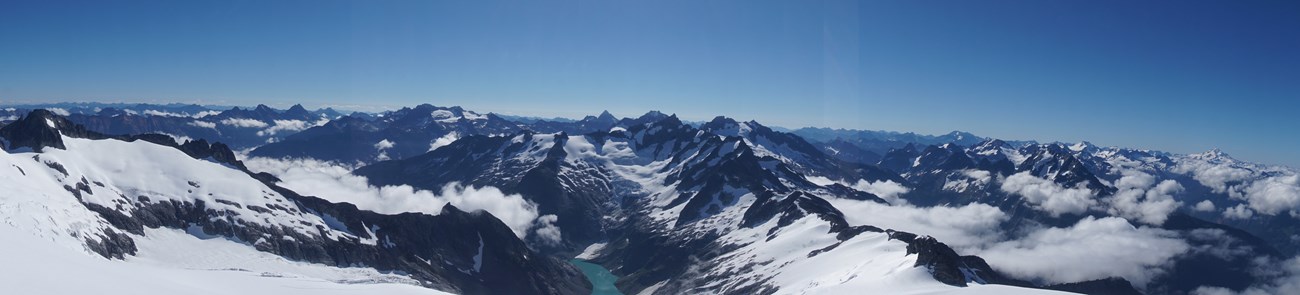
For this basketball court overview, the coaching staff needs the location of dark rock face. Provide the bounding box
[897,234,980,287]
[1044,277,1142,295]
[0,109,107,151]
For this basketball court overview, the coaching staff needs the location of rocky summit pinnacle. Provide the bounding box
[0,109,99,151]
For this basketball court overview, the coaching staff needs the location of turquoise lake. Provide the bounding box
[569,259,623,295]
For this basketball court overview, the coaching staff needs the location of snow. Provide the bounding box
[0,225,451,295]
[576,242,608,260]
[0,140,454,295]
[429,132,459,151]
[472,233,484,273]
[132,228,417,285]
[462,111,487,121]
[689,195,1060,294]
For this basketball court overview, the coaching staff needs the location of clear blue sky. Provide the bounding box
[1,0,1297,166]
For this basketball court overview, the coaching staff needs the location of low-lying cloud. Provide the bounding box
[978,216,1189,286]
[244,157,553,239]
[220,118,269,128]
[826,198,1007,250]
[1000,172,1097,217]
[851,179,911,205]
[187,120,217,129]
[1107,171,1183,225]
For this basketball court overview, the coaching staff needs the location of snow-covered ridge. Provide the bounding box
[0,110,591,295]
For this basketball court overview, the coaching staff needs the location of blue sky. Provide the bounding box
[1,0,1297,166]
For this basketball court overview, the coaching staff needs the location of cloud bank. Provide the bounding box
[244,157,552,239]
[978,216,1189,286]
[1000,172,1097,217]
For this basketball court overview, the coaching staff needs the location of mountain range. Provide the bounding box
[3,102,1299,295]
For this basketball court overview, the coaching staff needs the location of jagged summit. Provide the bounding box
[0,109,104,151]
[285,104,310,116]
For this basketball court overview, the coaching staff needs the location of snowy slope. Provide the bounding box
[0,224,449,295]
[0,138,448,294]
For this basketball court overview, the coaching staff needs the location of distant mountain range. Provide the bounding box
[4,102,1300,295]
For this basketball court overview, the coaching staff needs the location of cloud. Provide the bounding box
[374,139,395,161]
[429,132,459,152]
[257,119,319,136]
[191,110,221,118]
[46,108,71,116]
[220,118,269,128]
[1232,174,1300,215]
[1106,171,1183,225]
[1223,204,1255,220]
[942,169,993,193]
[187,121,217,129]
[533,215,563,245]
[978,216,1189,286]
[1000,172,1097,217]
[1193,256,1300,295]
[243,157,550,239]
[1194,200,1217,212]
[143,110,188,117]
[851,179,911,205]
[826,198,1007,250]
[1174,160,1254,194]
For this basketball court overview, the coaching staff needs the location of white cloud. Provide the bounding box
[827,198,1007,250]
[1223,204,1255,220]
[1232,174,1300,215]
[429,132,459,152]
[257,119,312,136]
[1000,172,1097,217]
[851,179,911,205]
[1107,171,1183,225]
[46,108,70,116]
[143,110,187,117]
[191,110,221,118]
[220,118,268,128]
[243,157,549,239]
[187,121,217,129]
[1174,160,1254,194]
[533,214,562,245]
[978,216,1189,286]
[374,139,395,161]
[1194,256,1300,295]
[1194,200,1217,212]
[943,169,994,193]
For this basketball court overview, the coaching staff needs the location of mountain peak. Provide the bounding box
[1069,141,1096,152]
[705,116,738,126]
[639,110,667,120]
[1194,148,1234,161]
[254,104,274,112]
[598,110,615,119]
[0,109,76,151]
